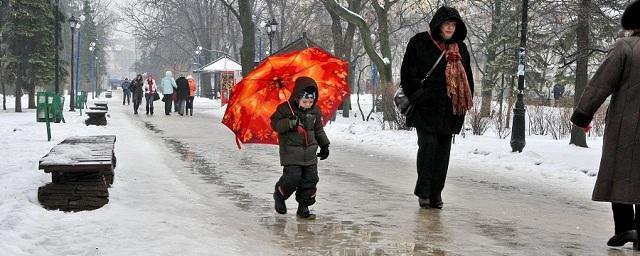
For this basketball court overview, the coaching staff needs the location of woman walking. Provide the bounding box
[186,75,197,116]
[571,0,640,249]
[400,6,474,209]
[130,74,144,115]
[144,74,157,115]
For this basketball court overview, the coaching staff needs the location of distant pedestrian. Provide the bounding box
[160,71,177,115]
[144,75,157,116]
[121,78,131,105]
[571,0,640,249]
[270,77,330,219]
[400,6,474,209]
[175,74,189,116]
[130,74,144,115]
[186,75,197,116]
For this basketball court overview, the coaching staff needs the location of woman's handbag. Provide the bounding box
[153,91,160,101]
[394,50,446,115]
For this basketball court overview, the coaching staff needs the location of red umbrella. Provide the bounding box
[222,47,349,148]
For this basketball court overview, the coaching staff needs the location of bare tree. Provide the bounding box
[570,0,590,148]
[219,0,255,76]
[324,0,397,123]
[322,0,362,118]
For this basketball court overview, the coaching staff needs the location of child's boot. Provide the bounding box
[296,205,316,219]
[273,185,287,214]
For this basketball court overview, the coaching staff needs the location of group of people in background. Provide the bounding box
[121,71,197,116]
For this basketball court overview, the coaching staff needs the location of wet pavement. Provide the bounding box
[114,97,640,256]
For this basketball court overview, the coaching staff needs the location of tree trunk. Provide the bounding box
[1,65,5,111]
[14,77,23,112]
[28,84,35,109]
[324,0,360,118]
[506,75,515,128]
[570,0,590,148]
[325,3,347,118]
[480,0,502,117]
[1,1,6,111]
[323,0,395,121]
[374,3,394,122]
[237,0,255,77]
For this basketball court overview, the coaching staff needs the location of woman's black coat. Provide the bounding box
[400,7,474,134]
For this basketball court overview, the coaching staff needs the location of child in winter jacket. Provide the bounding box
[270,76,330,219]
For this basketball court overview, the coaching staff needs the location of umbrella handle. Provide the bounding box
[235,136,242,150]
[286,100,296,116]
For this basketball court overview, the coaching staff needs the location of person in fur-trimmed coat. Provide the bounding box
[270,76,330,219]
[400,6,474,209]
[571,0,640,249]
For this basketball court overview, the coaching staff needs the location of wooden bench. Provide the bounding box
[105,91,112,98]
[85,110,108,126]
[37,135,116,211]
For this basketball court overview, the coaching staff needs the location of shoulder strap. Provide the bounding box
[407,50,446,102]
[420,50,446,85]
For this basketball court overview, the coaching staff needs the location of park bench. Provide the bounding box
[105,90,112,98]
[85,110,108,126]
[37,135,116,211]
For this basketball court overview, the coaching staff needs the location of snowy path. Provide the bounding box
[117,96,639,256]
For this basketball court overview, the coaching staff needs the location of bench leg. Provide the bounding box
[39,171,109,211]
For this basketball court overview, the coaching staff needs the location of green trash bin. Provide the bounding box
[53,94,65,123]
[75,91,87,109]
[36,92,54,123]
[81,91,87,104]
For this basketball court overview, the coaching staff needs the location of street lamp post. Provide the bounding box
[194,49,202,97]
[265,19,278,55]
[74,15,85,104]
[510,0,529,152]
[95,57,99,98]
[54,0,60,95]
[89,42,96,99]
[68,15,78,111]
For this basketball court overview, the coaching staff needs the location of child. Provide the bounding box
[270,76,330,219]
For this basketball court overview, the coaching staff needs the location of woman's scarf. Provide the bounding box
[431,33,473,115]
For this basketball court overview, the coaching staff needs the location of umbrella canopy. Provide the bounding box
[222,47,349,147]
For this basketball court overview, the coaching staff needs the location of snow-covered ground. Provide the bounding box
[0,95,284,255]
[0,93,605,255]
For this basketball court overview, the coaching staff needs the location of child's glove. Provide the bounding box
[296,112,306,126]
[288,115,298,129]
[317,146,329,160]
